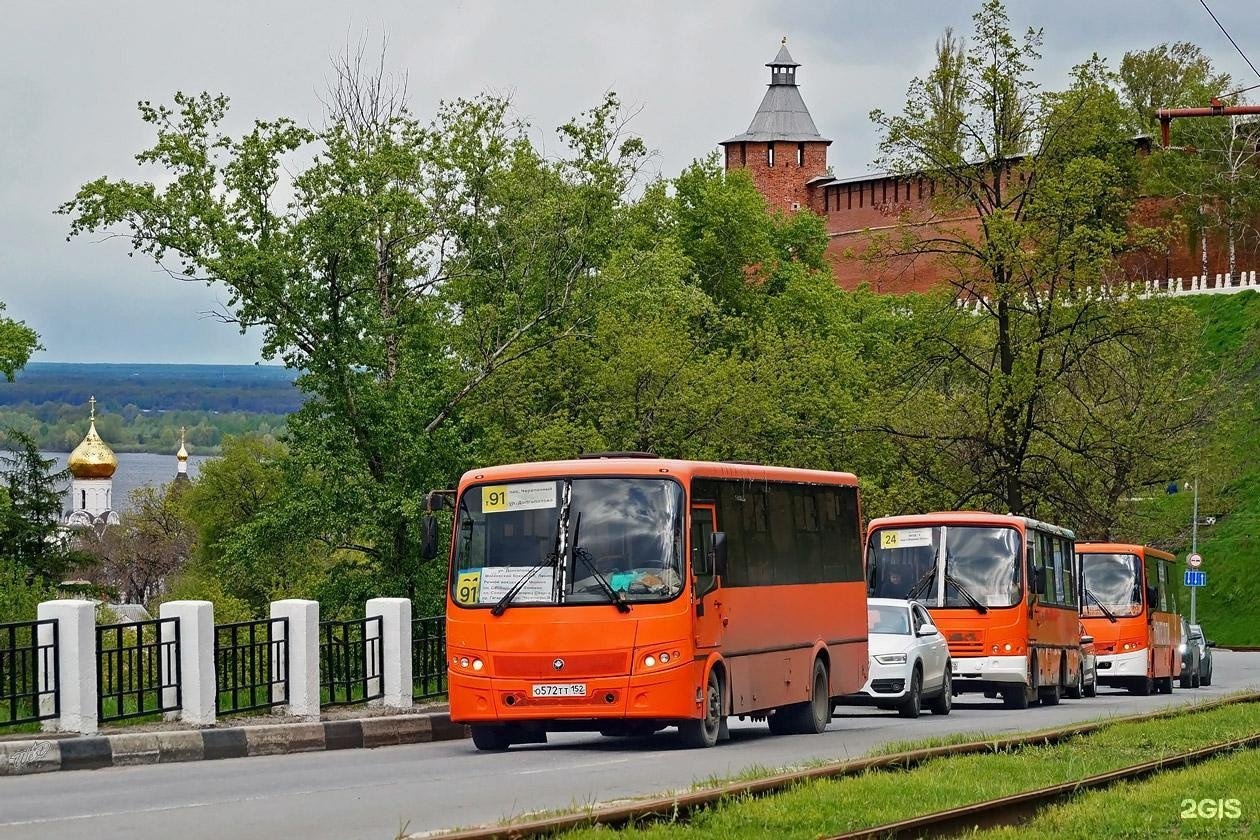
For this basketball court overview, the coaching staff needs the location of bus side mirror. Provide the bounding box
[421,515,440,560]
[1081,635,1094,646]
[709,531,728,580]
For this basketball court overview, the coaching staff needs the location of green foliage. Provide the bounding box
[0,430,84,583]
[0,301,41,383]
[0,566,57,622]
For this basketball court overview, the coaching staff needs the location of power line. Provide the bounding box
[1199,0,1260,84]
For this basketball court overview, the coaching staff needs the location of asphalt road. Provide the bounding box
[2,650,1257,840]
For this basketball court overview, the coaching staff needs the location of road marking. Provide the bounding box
[516,756,635,775]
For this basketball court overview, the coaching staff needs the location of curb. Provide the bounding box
[0,711,468,776]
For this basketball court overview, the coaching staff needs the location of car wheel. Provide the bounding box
[1084,672,1097,698]
[897,668,922,718]
[1192,670,1201,688]
[679,669,723,747]
[1065,666,1084,700]
[929,668,952,715]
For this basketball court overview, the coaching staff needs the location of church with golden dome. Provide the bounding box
[64,396,121,528]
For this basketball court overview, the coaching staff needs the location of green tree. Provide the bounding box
[0,301,41,382]
[1118,42,1229,134]
[60,53,651,604]
[0,430,82,582]
[865,0,1213,526]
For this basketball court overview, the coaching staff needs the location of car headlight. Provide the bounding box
[874,653,908,665]
[1178,643,1187,654]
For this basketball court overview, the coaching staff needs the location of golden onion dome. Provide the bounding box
[177,426,189,461]
[68,397,117,479]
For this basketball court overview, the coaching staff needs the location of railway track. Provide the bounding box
[826,732,1260,839]
[422,691,1260,839]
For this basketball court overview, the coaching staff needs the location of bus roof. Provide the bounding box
[867,511,1075,541]
[458,458,859,490]
[1077,543,1176,562]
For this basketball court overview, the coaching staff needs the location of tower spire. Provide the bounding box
[89,395,96,423]
[175,426,190,481]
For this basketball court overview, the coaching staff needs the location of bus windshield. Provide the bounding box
[868,525,1022,609]
[1080,553,1144,618]
[452,477,685,608]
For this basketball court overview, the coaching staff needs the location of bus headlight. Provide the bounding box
[472,658,484,671]
[644,655,657,668]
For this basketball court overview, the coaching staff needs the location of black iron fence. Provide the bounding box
[412,615,446,700]
[97,617,181,723]
[0,619,58,727]
[215,617,288,715]
[319,616,383,706]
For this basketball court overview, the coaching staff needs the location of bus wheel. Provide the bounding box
[770,660,832,734]
[1038,683,1061,706]
[1157,676,1174,694]
[679,670,723,748]
[470,724,512,752]
[1131,676,1154,696]
[1001,685,1030,710]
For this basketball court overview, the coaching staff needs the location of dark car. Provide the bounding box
[1189,624,1215,686]
[1179,616,1201,688]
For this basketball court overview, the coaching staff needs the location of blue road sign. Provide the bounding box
[1185,570,1207,587]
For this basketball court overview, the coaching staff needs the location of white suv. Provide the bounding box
[852,598,953,718]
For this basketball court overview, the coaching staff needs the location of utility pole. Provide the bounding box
[1191,479,1199,625]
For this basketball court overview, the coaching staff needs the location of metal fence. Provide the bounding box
[215,617,288,715]
[97,617,181,723]
[319,616,383,706]
[412,615,446,700]
[0,619,58,727]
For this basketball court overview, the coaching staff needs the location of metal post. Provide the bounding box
[1191,479,1198,625]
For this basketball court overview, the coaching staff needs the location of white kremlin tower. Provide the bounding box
[64,396,120,529]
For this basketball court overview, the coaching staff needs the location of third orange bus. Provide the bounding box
[1077,543,1182,694]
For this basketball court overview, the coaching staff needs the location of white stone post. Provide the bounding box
[159,601,215,726]
[270,599,320,720]
[366,597,413,709]
[37,599,97,734]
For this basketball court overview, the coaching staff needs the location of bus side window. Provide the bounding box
[691,505,715,578]
[1157,559,1169,612]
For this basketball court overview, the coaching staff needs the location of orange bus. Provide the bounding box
[434,456,867,750]
[865,512,1084,709]
[1077,543,1181,694]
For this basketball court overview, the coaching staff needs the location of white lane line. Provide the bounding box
[516,756,635,775]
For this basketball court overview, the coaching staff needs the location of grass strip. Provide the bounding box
[557,701,1260,839]
[975,746,1259,839]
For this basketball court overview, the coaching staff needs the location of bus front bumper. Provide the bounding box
[950,654,1027,687]
[448,666,701,725]
[1096,648,1148,679]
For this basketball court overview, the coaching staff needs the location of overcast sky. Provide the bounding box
[2,1,1257,365]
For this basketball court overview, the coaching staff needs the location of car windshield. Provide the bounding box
[867,604,911,635]
[451,477,685,607]
[1080,553,1144,618]
[1189,625,1204,640]
[868,524,1022,608]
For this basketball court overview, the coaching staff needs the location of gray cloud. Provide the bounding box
[1,0,1255,363]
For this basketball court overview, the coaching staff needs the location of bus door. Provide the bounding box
[690,502,725,649]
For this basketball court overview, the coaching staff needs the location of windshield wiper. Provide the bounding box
[491,483,568,616]
[906,567,937,601]
[570,513,630,613]
[1083,587,1119,623]
[944,574,989,614]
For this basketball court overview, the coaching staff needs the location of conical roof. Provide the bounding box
[723,42,829,145]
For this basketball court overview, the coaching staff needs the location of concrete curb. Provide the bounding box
[0,712,467,776]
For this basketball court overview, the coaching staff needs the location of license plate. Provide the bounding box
[531,683,587,698]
